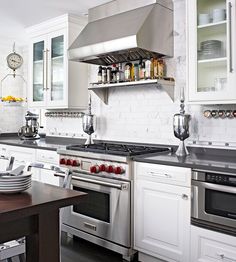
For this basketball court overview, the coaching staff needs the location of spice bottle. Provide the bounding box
[101,67,107,83]
[116,63,124,83]
[145,58,152,79]
[111,64,117,82]
[153,58,158,79]
[107,67,112,83]
[98,66,102,83]
[134,63,139,81]
[139,59,145,80]
[124,62,132,81]
[158,59,165,78]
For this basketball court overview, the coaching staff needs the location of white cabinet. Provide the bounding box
[134,162,191,262]
[35,149,60,186]
[27,14,88,109]
[7,145,36,167]
[191,225,236,262]
[0,144,60,185]
[187,0,236,104]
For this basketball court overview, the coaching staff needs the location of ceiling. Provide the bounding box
[0,0,111,44]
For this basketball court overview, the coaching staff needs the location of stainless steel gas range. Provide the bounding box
[57,142,169,261]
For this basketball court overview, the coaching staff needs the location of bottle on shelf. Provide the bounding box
[150,58,154,79]
[124,62,133,81]
[134,63,139,81]
[111,64,117,82]
[139,59,145,80]
[145,58,152,79]
[98,66,102,83]
[102,67,107,83]
[131,63,135,81]
[157,59,165,78]
[107,67,112,83]
[116,63,125,83]
[153,58,158,79]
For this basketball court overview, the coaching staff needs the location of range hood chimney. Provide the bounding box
[68,1,173,65]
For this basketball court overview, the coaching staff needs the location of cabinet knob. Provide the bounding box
[182,194,188,200]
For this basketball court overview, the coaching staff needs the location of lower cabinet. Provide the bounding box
[7,145,36,167]
[191,226,236,262]
[0,144,60,186]
[35,149,60,186]
[134,162,191,262]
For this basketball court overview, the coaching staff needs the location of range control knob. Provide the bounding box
[90,165,99,173]
[72,160,79,167]
[66,159,72,166]
[106,165,114,173]
[99,164,106,172]
[60,158,66,165]
[114,166,124,175]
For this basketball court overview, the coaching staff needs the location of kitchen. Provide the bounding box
[0,0,236,262]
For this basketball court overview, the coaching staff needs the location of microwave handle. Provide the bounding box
[193,180,236,194]
[54,173,128,190]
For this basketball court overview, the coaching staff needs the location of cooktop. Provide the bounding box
[66,142,170,156]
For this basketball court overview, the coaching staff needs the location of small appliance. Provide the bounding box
[18,111,40,140]
[192,169,236,236]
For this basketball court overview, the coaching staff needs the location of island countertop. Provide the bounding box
[0,181,86,262]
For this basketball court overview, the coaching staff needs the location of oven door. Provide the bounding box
[62,174,131,247]
[192,180,236,230]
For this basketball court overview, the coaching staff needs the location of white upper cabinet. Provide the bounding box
[187,0,236,104]
[27,14,88,109]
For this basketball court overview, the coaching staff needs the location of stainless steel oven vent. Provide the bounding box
[68,3,173,65]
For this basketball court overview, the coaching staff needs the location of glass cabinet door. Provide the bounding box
[188,0,236,102]
[197,0,227,93]
[33,41,45,102]
[49,34,65,103]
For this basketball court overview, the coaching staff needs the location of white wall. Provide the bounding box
[0,42,27,133]
[34,0,236,146]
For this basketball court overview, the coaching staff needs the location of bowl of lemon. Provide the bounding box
[1,96,25,106]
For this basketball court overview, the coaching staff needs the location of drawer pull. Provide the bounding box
[216,252,236,261]
[148,172,172,178]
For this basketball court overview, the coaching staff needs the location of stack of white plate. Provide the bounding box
[0,172,32,194]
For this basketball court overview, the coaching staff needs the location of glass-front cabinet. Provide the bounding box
[28,14,88,109]
[188,0,236,103]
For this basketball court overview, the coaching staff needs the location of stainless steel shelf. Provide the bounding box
[89,79,175,104]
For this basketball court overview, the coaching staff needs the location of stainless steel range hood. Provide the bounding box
[68,2,173,65]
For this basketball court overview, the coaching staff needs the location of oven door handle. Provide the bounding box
[192,180,236,194]
[54,173,128,190]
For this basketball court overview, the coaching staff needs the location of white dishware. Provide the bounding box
[214,77,227,91]
[213,9,226,23]
[0,171,32,194]
[198,13,210,25]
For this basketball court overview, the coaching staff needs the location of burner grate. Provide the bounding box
[66,143,170,156]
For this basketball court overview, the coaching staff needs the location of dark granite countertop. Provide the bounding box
[0,134,86,151]
[133,147,236,173]
[1,134,236,173]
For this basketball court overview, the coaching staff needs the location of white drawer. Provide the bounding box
[7,146,35,164]
[36,149,59,165]
[191,226,236,262]
[135,162,191,187]
[0,144,8,157]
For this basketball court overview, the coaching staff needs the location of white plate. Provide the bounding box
[0,185,31,193]
[0,173,32,182]
[0,179,31,186]
[0,181,31,188]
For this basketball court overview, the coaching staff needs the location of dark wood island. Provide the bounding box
[0,181,86,262]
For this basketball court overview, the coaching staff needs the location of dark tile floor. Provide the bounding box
[61,233,138,262]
